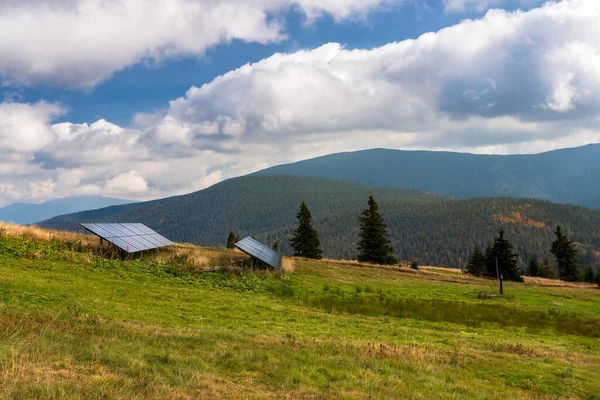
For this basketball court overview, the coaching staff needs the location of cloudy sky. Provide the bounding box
[1,0,599,206]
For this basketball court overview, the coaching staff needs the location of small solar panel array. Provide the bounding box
[234,236,282,270]
[80,223,174,254]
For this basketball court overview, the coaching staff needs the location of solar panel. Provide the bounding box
[234,237,282,270]
[80,223,174,254]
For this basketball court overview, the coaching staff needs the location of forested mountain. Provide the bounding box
[41,175,600,270]
[256,144,600,208]
[41,175,443,243]
[0,196,134,225]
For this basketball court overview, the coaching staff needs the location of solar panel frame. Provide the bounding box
[80,223,174,254]
[234,237,282,270]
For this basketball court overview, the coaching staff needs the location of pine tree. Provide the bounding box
[466,244,486,277]
[485,228,522,282]
[290,201,322,259]
[226,232,238,248]
[540,257,556,279]
[357,194,397,265]
[550,225,581,282]
[527,256,541,277]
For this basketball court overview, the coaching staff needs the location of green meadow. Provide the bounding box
[1,230,600,399]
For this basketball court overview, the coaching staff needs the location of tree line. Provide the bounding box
[466,225,600,283]
[227,193,600,286]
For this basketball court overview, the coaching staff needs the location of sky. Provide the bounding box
[1,0,599,206]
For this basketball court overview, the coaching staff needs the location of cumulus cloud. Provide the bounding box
[148,0,600,141]
[0,0,396,89]
[443,0,543,13]
[1,0,600,206]
[0,101,64,152]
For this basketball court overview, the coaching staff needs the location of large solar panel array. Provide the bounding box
[80,223,174,254]
[234,237,282,270]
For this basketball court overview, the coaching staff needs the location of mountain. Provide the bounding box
[0,196,135,225]
[41,175,443,242]
[40,175,600,270]
[256,144,600,208]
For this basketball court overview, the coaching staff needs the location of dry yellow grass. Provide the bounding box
[0,223,100,248]
[281,257,295,273]
[523,275,597,288]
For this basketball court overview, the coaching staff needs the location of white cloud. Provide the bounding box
[105,171,149,195]
[0,0,396,89]
[0,101,64,152]
[1,0,600,206]
[443,0,543,13]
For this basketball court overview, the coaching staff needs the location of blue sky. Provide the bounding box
[0,0,598,205]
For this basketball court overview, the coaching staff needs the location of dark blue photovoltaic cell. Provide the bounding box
[234,237,282,270]
[80,223,174,254]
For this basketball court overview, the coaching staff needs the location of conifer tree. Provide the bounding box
[290,201,322,259]
[583,266,595,283]
[357,194,397,265]
[485,228,522,282]
[527,256,541,277]
[540,257,556,279]
[226,232,238,248]
[596,268,600,288]
[550,225,581,282]
[272,240,280,253]
[466,244,486,277]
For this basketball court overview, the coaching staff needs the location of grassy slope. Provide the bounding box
[1,233,600,399]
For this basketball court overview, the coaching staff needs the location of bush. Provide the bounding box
[410,259,419,270]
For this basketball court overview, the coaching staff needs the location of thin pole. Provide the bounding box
[495,257,499,281]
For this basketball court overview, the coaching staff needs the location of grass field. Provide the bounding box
[1,225,600,399]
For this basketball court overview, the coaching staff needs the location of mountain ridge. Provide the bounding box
[0,196,135,225]
[255,144,600,208]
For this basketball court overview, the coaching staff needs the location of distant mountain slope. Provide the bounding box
[0,196,135,225]
[40,175,444,242]
[41,200,157,230]
[256,144,600,208]
[40,175,600,271]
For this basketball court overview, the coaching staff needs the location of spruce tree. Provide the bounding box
[290,201,322,259]
[226,232,238,248]
[357,194,397,265]
[540,258,556,279]
[550,225,581,282]
[466,244,486,277]
[583,266,595,283]
[527,256,541,277]
[596,269,600,288]
[485,228,522,282]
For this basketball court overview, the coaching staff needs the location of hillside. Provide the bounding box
[256,144,600,208]
[41,175,443,243]
[0,196,135,225]
[1,227,599,398]
[41,175,600,271]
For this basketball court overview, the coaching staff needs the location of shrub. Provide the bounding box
[410,259,419,270]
